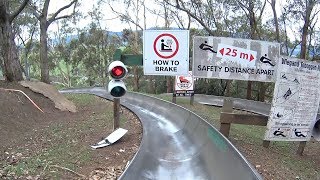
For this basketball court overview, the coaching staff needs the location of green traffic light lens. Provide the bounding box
[110,86,126,97]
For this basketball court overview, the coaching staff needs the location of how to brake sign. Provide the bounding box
[217,43,257,62]
[153,33,179,59]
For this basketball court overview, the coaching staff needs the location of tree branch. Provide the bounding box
[51,15,72,22]
[48,0,77,25]
[257,0,267,22]
[109,3,144,30]
[42,0,50,19]
[236,1,249,19]
[166,0,215,35]
[9,0,29,23]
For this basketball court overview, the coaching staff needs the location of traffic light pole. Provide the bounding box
[113,98,120,130]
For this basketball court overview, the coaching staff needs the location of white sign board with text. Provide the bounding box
[264,57,320,141]
[193,37,280,82]
[143,30,189,76]
[175,71,194,96]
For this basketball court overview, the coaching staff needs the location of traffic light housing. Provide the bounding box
[107,61,128,97]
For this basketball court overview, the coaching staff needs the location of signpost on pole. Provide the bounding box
[174,71,195,105]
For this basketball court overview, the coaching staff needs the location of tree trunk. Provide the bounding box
[246,81,252,100]
[24,53,30,80]
[148,76,155,94]
[133,66,139,91]
[0,3,23,82]
[246,0,256,100]
[258,82,265,102]
[166,76,172,93]
[301,24,309,59]
[270,0,280,42]
[0,56,4,75]
[40,20,50,83]
[301,0,315,60]
[225,80,231,96]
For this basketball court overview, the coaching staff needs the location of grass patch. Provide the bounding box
[64,94,97,106]
[3,94,119,179]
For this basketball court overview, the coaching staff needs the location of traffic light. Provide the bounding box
[107,61,128,97]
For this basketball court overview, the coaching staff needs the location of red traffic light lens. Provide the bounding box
[111,66,125,78]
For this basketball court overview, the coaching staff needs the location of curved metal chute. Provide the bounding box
[60,88,262,180]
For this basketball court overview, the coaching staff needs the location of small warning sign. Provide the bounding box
[175,71,194,96]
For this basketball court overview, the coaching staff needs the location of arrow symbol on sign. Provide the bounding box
[219,48,224,56]
[250,54,255,61]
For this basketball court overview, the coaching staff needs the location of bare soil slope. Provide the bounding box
[0,81,142,179]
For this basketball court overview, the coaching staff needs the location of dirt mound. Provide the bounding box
[19,81,76,112]
[0,80,69,147]
[0,80,142,179]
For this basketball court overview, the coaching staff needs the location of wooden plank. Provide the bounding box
[220,113,268,126]
[219,98,233,138]
[220,123,231,137]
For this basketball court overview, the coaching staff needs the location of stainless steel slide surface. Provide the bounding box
[60,88,262,180]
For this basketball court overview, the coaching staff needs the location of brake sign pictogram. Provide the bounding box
[153,33,179,59]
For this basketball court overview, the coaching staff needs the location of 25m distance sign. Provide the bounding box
[193,37,280,82]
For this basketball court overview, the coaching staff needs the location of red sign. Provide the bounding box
[153,33,179,59]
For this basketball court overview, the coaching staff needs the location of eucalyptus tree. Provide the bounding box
[267,0,280,42]
[0,0,29,81]
[51,19,74,87]
[285,0,319,59]
[14,3,38,80]
[66,23,122,87]
[31,0,78,83]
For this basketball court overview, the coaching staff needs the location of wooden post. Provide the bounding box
[172,93,176,104]
[190,94,194,105]
[296,141,307,156]
[113,98,120,130]
[220,98,233,137]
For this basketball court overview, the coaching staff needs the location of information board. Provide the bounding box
[143,30,189,76]
[264,57,320,141]
[193,37,280,82]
